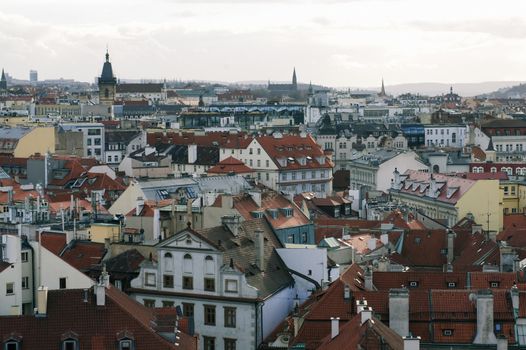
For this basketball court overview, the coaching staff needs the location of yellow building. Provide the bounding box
[501,181,526,215]
[390,170,502,232]
[0,126,56,157]
[88,223,121,243]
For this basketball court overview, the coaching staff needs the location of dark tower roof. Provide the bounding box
[379,78,386,97]
[292,67,297,86]
[0,69,6,90]
[99,50,116,84]
[486,138,495,152]
[1,69,5,82]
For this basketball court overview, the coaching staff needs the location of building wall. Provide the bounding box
[261,285,295,341]
[108,182,140,215]
[376,152,427,192]
[89,223,121,243]
[456,180,502,232]
[14,127,55,157]
[424,125,467,148]
[0,235,23,316]
[274,224,315,246]
[55,130,84,157]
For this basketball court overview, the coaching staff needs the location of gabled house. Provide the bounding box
[128,218,295,350]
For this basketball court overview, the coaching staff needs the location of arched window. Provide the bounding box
[205,255,215,275]
[118,339,134,350]
[183,254,193,273]
[490,167,497,173]
[62,338,79,350]
[3,337,21,350]
[164,252,173,272]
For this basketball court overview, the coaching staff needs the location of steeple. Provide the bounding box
[292,67,297,87]
[379,77,386,97]
[98,50,117,106]
[0,69,6,90]
[308,81,313,95]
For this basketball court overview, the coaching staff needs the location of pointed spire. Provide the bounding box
[380,77,386,96]
[292,67,297,86]
[105,48,110,62]
[308,81,313,95]
[1,69,5,81]
[486,138,495,152]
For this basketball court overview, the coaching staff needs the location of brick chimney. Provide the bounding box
[389,288,409,337]
[447,229,455,265]
[473,289,497,345]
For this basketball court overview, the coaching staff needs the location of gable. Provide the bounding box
[156,228,220,252]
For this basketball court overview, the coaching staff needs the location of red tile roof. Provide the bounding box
[0,286,197,349]
[147,131,253,149]
[60,241,107,272]
[206,156,253,174]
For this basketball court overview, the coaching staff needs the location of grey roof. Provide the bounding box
[117,83,163,93]
[198,218,294,299]
[195,175,251,194]
[137,178,199,201]
[0,166,11,179]
[0,127,32,140]
[99,53,115,83]
[105,130,141,144]
[351,149,404,166]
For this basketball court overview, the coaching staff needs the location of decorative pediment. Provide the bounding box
[156,228,219,251]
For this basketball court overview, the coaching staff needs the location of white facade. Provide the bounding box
[424,124,467,148]
[60,123,106,161]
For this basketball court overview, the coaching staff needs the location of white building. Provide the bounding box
[129,219,295,350]
[60,122,106,161]
[424,124,467,148]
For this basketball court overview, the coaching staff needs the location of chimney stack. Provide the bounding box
[135,196,144,216]
[255,229,265,271]
[473,289,497,345]
[389,288,409,337]
[221,215,241,237]
[356,298,368,313]
[511,284,519,312]
[361,306,372,325]
[364,266,374,291]
[36,286,48,316]
[447,229,455,264]
[94,284,106,306]
[403,336,421,350]
[343,284,350,300]
[330,317,340,339]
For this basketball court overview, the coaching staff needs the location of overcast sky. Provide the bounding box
[1,0,526,87]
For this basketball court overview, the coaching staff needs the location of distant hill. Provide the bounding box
[344,81,525,97]
[481,83,526,99]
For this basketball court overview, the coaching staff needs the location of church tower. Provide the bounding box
[292,67,297,90]
[98,50,117,105]
[379,77,387,97]
[0,69,7,91]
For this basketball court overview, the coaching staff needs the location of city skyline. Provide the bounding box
[1,0,526,87]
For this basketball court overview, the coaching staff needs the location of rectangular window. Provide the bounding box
[204,278,215,292]
[162,300,174,307]
[265,160,269,167]
[94,138,101,146]
[204,336,215,350]
[22,277,29,290]
[143,299,155,308]
[21,252,28,262]
[224,307,236,328]
[59,277,67,289]
[225,279,238,293]
[204,305,216,325]
[224,338,236,350]
[163,275,174,288]
[63,340,77,350]
[183,276,193,290]
[183,303,194,317]
[145,273,156,286]
[88,128,101,135]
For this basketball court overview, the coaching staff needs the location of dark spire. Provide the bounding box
[292,67,297,86]
[99,50,116,84]
[1,69,5,81]
[308,81,313,95]
[486,138,495,151]
[0,69,6,90]
[379,77,386,96]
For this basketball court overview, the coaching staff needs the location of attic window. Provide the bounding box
[409,281,419,287]
[414,237,421,244]
[442,329,453,336]
[490,281,499,288]
[446,187,459,199]
[447,282,456,288]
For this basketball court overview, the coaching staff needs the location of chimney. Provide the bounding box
[361,306,372,325]
[36,286,48,316]
[472,224,483,235]
[94,284,106,306]
[389,288,409,337]
[403,336,421,350]
[221,215,241,237]
[380,233,388,245]
[447,229,455,264]
[356,298,368,313]
[497,335,508,350]
[248,189,262,207]
[378,256,390,272]
[330,317,340,339]
[188,144,197,164]
[473,289,497,344]
[255,229,265,271]
[135,197,144,216]
[511,284,519,312]
[367,238,377,251]
[364,266,374,291]
[222,194,234,209]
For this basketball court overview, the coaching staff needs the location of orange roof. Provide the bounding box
[207,156,253,174]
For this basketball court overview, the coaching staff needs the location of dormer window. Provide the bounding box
[490,281,499,288]
[409,281,419,287]
[4,342,19,350]
[442,329,453,336]
[62,339,79,350]
[119,339,134,350]
[447,282,456,288]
